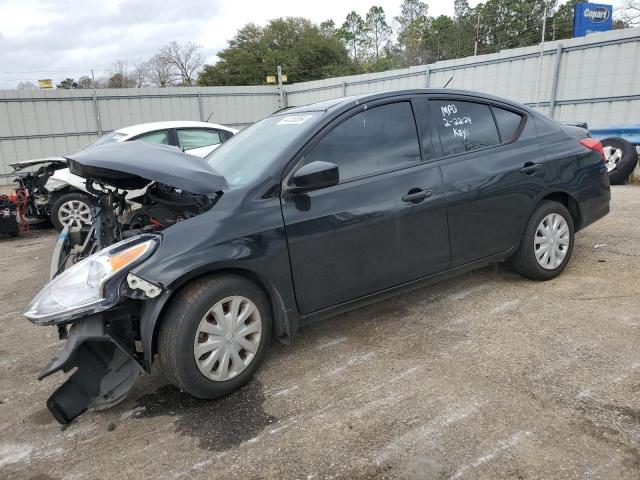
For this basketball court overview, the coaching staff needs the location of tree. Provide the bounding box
[364,6,392,63]
[16,81,37,90]
[338,11,366,61]
[106,60,136,88]
[77,76,94,89]
[198,17,353,86]
[56,78,78,89]
[394,0,431,66]
[475,0,557,54]
[146,53,176,87]
[620,0,640,26]
[320,19,337,37]
[159,41,203,86]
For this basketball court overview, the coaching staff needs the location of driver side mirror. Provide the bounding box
[288,161,339,194]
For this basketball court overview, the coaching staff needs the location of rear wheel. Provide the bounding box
[602,137,638,185]
[157,274,272,399]
[50,192,92,231]
[508,201,575,281]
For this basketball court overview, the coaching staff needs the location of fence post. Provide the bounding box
[277,66,285,109]
[548,43,563,119]
[425,66,430,88]
[197,92,204,121]
[342,81,347,96]
[91,69,102,136]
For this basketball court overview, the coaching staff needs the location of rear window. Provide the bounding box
[431,100,500,155]
[492,107,523,142]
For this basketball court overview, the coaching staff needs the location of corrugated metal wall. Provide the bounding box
[1,27,639,184]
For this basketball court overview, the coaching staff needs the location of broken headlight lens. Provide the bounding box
[24,234,159,325]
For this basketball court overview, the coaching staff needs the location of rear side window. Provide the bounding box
[431,100,500,155]
[304,102,421,182]
[134,130,170,145]
[492,107,523,142]
[177,129,222,151]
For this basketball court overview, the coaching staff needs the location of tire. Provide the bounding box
[508,201,575,281]
[157,274,272,399]
[50,192,93,231]
[602,137,638,185]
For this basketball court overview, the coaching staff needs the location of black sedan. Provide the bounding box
[25,89,611,424]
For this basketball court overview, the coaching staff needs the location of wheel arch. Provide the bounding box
[144,266,291,366]
[538,190,582,231]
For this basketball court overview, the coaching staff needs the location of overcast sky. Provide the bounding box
[0,0,622,89]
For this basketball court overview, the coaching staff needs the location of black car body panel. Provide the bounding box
[28,89,611,423]
[66,141,228,194]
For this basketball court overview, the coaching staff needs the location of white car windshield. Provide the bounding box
[205,112,323,187]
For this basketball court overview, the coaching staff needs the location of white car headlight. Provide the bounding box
[25,235,159,325]
[44,177,69,192]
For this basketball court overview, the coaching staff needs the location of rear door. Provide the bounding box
[429,97,545,266]
[282,98,450,314]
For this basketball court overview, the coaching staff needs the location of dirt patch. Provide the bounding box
[134,380,277,451]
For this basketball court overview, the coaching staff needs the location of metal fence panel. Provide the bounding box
[0,27,638,185]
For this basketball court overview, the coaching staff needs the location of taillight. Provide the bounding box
[579,138,606,162]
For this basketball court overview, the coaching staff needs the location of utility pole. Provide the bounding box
[552,17,556,41]
[276,65,285,109]
[91,69,102,136]
[535,8,548,108]
[474,14,482,56]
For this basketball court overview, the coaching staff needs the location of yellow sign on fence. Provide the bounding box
[38,79,54,89]
[266,76,276,84]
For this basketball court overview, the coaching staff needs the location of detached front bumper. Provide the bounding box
[39,314,145,424]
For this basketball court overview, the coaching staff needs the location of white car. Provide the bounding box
[12,121,237,230]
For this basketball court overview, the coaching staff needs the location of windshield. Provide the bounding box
[82,131,127,150]
[205,112,323,186]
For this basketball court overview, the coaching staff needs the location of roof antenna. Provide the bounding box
[205,112,214,122]
[443,76,454,88]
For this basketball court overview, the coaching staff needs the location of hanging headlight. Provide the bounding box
[25,234,159,325]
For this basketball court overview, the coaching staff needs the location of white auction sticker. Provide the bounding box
[277,114,312,125]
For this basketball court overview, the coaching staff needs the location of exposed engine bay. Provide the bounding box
[11,159,68,224]
[52,141,226,277]
[54,180,217,275]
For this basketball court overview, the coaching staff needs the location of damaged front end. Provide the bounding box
[27,142,228,424]
[37,309,146,424]
[26,234,162,424]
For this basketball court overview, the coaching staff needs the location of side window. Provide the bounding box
[134,130,170,145]
[177,129,222,151]
[304,102,421,182]
[431,100,500,155]
[492,107,523,143]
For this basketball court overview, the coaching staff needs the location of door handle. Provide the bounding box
[402,189,432,204]
[520,162,542,175]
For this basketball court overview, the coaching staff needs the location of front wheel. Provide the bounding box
[157,275,272,399]
[508,201,575,281]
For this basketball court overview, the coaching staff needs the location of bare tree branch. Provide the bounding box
[159,41,204,86]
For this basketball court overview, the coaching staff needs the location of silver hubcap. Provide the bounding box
[193,296,262,382]
[603,145,623,173]
[534,213,570,270]
[58,200,91,228]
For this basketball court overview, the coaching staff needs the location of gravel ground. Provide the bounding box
[0,185,639,480]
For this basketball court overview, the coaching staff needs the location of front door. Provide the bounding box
[281,100,450,314]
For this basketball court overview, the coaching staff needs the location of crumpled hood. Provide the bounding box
[65,141,228,194]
